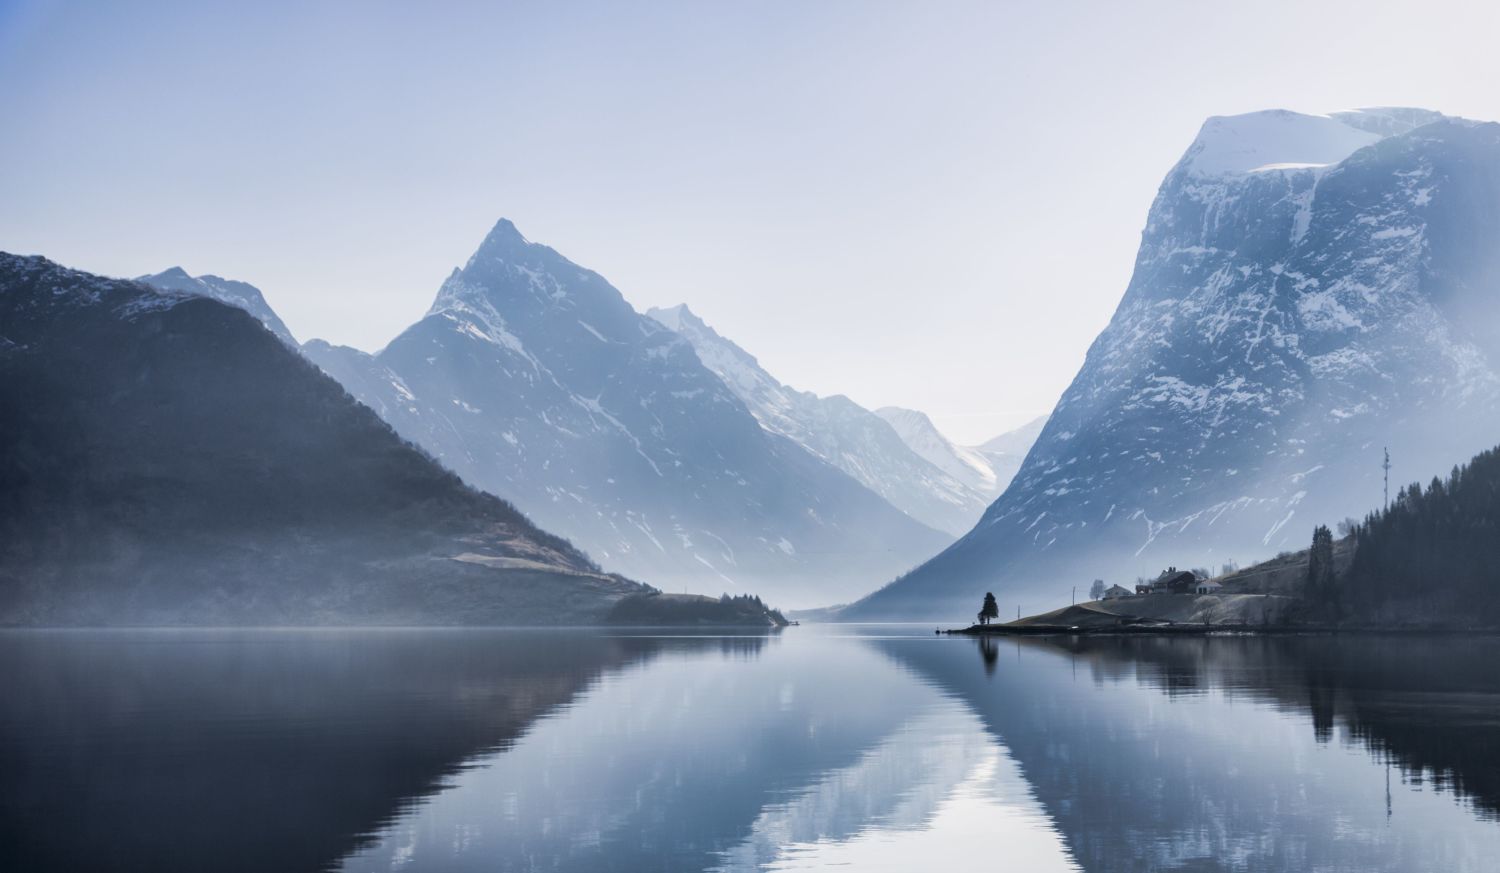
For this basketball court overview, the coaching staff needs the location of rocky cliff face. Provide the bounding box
[851,108,1500,618]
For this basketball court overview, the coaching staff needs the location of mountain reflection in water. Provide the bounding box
[4,628,1500,872]
[336,628,1071,873]
[0,629,691,872]
[883,633,1500,872]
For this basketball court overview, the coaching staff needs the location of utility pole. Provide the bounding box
[1072,586,1076,605]
[1383,446,1391,509]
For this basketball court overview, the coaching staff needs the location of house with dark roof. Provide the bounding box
[1138,566,1202,595]
[1159,568,1199,594]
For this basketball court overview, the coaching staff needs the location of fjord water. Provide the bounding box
[4,629,1500,872]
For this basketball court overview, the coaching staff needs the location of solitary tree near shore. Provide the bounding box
[1089,579,1106,601]
[979,592,1000,625]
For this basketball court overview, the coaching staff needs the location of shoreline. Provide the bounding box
[944,623,1500,637]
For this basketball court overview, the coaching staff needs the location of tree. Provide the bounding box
[1340,444,1500,623]
[978,592,1000,625]
[1089,579,1106,601]
[1307,524,1337,613]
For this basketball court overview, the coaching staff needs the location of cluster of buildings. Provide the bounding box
[1096,567,1222,600]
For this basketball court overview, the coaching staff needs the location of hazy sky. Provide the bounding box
[4,1,1498,442]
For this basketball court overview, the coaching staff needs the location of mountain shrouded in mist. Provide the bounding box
[850,108,1500,619]
[645,303,993,537]
[873,407,1047,503]
[302,220,950,607]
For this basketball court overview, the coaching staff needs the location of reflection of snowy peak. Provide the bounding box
[648,304,986,536]
[852,108,1500,618]
[300,220,948,607]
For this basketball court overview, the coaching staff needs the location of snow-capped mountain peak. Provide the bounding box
[469,217,532,260]
[153,265,193,282]
[138,267,297,346]
[1179,107,1453,178]
[1182,109,1382,176]
[871,408,1048,504]
[644,304,778,408]
[874,407,997,492]
[303,220,951,607]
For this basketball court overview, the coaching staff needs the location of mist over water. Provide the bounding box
[4,627,1500,872]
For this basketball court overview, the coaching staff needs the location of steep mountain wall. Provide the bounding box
[851,109,1500,619]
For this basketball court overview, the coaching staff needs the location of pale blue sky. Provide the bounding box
[3,0,1498,441]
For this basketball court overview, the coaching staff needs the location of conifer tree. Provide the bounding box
[1306,524,1336,613]
[979,592,1000,625]
[1339,443,1500,624]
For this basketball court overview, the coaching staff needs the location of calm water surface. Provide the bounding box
[3,626,1500,872]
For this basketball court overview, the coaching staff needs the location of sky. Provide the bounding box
[3,0,1499,443]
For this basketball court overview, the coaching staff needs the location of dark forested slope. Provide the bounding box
[0,254,651,625]
[1337,444,1500,625]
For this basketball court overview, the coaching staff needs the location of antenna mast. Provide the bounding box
[1383,447,1391,509]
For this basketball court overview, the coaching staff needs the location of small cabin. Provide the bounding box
[1103,584,1132,600]
[1195,579,1222,595]
[1135,582,1154,596]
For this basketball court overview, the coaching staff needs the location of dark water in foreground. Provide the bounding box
[4,627,1500,872]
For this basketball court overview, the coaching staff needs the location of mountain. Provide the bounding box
[302,220,949,607]
[0,253,679,625]
[849,107,1500,619]
[646,304,985,536]
[139,266,298,345]
[874,408,1048,503]
[972,415,1049,490]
